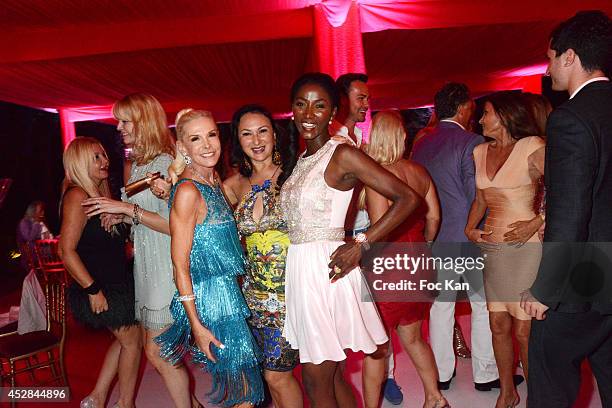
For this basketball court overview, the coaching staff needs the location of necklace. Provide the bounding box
[189,165,217,187]
[249,164,280,193]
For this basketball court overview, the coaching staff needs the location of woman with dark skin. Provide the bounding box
[280,73,421,408]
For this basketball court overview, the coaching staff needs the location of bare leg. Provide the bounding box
[396,322,447,408]
[112,325,142,408]
[264,369,303,408]
[334,361,357,408]
[142,326,192,408]
[362,342,388,408]
[513,318,531,381]
[489,312,519,408]
[87,338,121,406]
[302,361,340,408]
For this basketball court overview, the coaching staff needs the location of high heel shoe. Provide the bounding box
[505,399,520,408]
[425,397,450,408]
[497,396,520,408]
[80,396,97,408]
[435,397,450,408]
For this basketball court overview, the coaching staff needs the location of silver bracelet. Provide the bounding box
[177,294,196,302]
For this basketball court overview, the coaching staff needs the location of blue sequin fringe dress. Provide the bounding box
[155,179,264,407]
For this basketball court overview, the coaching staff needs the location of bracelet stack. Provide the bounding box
[132,203,142,225]
[177,294,196,302]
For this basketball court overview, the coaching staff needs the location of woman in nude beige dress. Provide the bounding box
[465,91,545,408]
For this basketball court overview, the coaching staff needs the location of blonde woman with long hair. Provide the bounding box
[155,109,263,407]
[362,111,448,408]
[59,138,140,408]
[82,94,198,407]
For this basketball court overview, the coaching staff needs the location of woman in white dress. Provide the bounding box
[280,73,421,408]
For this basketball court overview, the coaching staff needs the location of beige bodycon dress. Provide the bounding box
[474,136,544,320]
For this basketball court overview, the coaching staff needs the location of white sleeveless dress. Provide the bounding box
[280,140,388,364]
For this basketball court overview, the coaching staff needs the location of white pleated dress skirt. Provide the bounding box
[283,240,388,364]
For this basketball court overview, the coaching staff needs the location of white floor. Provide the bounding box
[110,314,603,407]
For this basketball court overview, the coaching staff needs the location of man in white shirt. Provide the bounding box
[332,73,404,405]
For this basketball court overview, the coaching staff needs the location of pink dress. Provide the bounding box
[280,140,388,364]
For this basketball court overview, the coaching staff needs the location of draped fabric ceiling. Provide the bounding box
[1,0,611,146]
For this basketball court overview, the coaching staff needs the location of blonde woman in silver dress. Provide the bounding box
[83,93,199,407]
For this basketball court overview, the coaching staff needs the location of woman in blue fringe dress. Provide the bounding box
[155,108,263,407]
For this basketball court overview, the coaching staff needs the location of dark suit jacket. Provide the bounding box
[411,121,484,243]
[531,80,612,314]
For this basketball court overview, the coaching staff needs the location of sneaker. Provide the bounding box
[383,378,404,405]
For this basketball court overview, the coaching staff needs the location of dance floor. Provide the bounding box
[0,274,603,407]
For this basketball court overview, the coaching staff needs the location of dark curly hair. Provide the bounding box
[434,82,471,120]
[230,104,297,187]
[550,10,612,73]
[485,91,540,140]
[336,73,368,98]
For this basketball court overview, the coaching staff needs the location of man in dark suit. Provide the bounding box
[521,10,612,408]
[412,83,500,390]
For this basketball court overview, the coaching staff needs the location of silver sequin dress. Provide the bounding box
[123,153,175,330]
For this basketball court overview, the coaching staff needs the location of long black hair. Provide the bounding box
[230,104,298,187]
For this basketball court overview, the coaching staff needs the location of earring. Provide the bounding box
[329,119,333,125]
[183,154,192,166]
[243,158,252,171]
[272,149,281,165]
[291,115,295,121]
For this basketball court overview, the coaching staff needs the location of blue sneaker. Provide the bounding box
[383,378,403,405]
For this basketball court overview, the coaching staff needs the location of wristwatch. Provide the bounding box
[354,232,371,251]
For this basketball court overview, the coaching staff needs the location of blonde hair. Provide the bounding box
[62,137,111,198]
[168,108,215,183]
[359,110,406,209]
[112,93,174,166]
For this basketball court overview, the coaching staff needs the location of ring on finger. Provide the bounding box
[333,265,342,275]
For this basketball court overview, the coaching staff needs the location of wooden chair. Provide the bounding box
[0,282,69,401]
[34,239,67,283]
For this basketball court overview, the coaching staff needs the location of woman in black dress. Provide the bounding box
[59,137,141,408]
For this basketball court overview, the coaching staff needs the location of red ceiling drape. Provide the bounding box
[1,0,611,147]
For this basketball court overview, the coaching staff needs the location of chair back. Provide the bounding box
[34,239,66,282]
[44,282,66,342]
